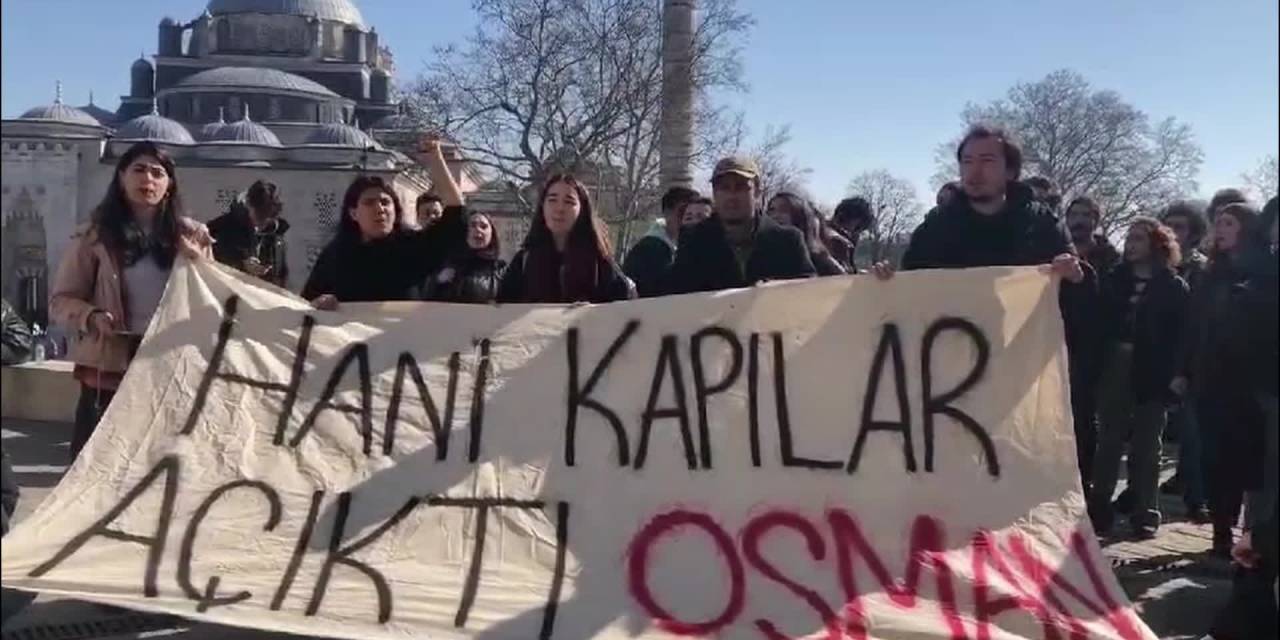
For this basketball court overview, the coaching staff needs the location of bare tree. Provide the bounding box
[743,124,811,204]
[933,69,1202,235]
[1243,154,1278,203]
[846,170,923,263]
[405,0,751,254]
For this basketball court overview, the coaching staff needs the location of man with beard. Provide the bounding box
[1064,197,1121,278]
[665,156,816,293]
[876,126,1098,491]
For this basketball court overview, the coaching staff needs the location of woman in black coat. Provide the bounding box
[302,140,466,308]
[422,212,507,304]
[497,174,635,304]
[1173,202,1265,555]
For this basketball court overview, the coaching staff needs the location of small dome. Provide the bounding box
[79,105,119,126]
[132,57,154,72]
[304,122,379,147]
[160,16,179,26]
[115,109,196,144]
[20,101,101,127]
[209,108,281,146]
[198,107,229,140]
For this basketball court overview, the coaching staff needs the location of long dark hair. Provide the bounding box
[523,174,613,258]
[467,212,501,260]
[336,175,404,244]
[92,142,184,268]
[769,192,827,254]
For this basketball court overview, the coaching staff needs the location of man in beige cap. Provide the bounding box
[663,156,815,294]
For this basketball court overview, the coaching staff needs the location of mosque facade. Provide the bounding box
[0,0,485,325]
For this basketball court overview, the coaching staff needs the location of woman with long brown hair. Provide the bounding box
[1087,217,1189,539]
[498,174,635,303]
[49,141,211,462]
[766,192,847,276]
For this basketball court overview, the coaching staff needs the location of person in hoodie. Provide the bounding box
[498,174,635,304]
[1064,196,1121,279]
[422,212,507,304]
[882,126,1084,277]
[874,126,1097,491]
[766,192,846,276]
[623,186,699,298]
[208,179,290,287]
[302,139,465,308]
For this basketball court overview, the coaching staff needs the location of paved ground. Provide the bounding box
[1,418,1234,639]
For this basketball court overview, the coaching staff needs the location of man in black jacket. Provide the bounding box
[665,157,816,294]
[623,186,699,297]
[208,180,290,287]
[875,126,1095,488]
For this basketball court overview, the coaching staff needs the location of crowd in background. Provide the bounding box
[0,125,1275,637]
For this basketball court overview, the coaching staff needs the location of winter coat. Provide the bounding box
[208,202,291,287]
[1099,263,1190,403]
[901,182,1073,270]
[302,205,466,303]
[422,253,507,304]
[50,221,209,387]
[0,299,32,365]
[664,214,816,295]
[622,227,676,298]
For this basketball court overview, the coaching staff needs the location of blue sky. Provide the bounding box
[3,0,1276,205]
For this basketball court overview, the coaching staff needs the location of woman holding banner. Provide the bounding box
[49,141,212,463]
[302,138,466,308]
[497,174,635,304]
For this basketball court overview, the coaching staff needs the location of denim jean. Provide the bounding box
[1091,347,1168,529]
[1171,404,1206,508]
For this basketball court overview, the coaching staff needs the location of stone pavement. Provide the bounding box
[1,418,1234,639]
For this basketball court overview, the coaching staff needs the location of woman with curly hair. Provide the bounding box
[1088,217,1190,539]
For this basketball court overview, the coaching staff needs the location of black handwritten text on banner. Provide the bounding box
[0,260,1155,640]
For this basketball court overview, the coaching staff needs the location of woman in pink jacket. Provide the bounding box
[49,141,209,462]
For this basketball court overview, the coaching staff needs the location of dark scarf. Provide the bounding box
[522,242,605,303]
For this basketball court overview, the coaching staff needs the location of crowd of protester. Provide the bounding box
[0,124,1273,636]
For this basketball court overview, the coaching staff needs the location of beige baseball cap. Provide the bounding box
[712,155,761,181]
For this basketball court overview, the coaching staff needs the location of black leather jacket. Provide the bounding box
[1,299,32,366]
[422,254,507,304]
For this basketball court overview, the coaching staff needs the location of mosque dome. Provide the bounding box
[205,0,364,27]
[208,108,282,146]
[114,107,196,144]
[304,122,378,147]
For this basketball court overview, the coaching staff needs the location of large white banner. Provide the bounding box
[1,259,1155,639]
